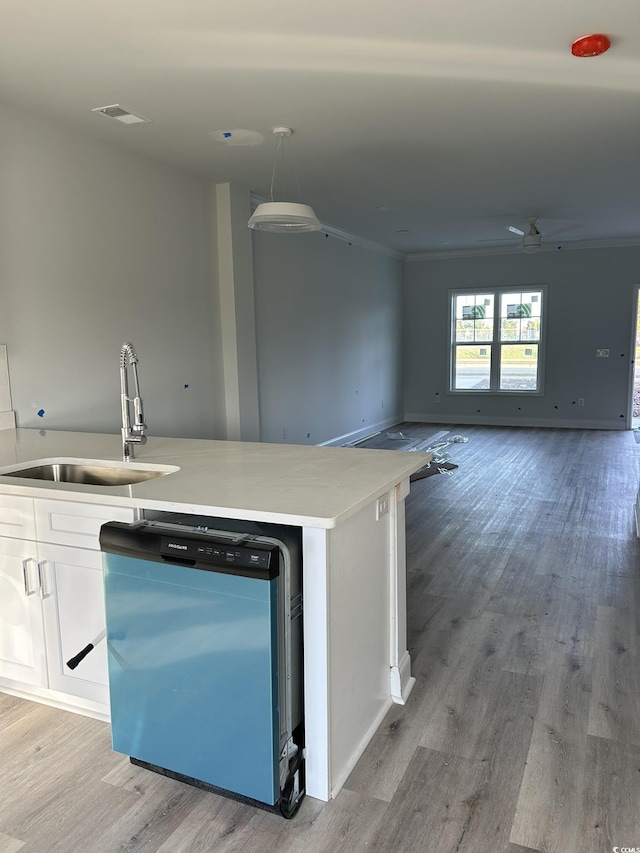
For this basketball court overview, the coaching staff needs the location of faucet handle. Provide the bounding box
[133,396,146,431]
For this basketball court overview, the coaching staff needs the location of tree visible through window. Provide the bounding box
[450,288,544,392]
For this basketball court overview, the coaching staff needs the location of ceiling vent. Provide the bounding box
[91,105,149,125]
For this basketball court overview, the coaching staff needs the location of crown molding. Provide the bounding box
[250,193,640,262]
[405,235,640,262]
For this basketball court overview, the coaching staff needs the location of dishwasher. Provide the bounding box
[99,515,304,818]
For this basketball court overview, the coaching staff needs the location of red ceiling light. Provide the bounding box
[571,33,611,57]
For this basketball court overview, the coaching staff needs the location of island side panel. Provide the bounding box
[327,498,396,797]
[301,526,331,801]
[390,478,415,703]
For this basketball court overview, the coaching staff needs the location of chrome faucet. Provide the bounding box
[120,342,147,460]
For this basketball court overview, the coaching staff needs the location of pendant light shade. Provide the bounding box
[248,201,321,232]
[248,127,321,233]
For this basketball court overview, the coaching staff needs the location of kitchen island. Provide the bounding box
[0,428,430,802]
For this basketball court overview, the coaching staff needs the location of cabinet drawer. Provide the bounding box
[0,493,36,540]
[35,500,136,549]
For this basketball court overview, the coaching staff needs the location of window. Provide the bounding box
[450,287,545,393]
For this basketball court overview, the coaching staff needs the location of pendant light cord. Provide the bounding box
[269,134,284,202]
[269,131,304,203]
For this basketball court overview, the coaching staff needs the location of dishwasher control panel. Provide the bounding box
[160,535,274,571]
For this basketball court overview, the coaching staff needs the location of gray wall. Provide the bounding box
[404,247,640,429]
[0,101,405,447]
[253,232,404,445]
[12,99,632,445]
[0,102,223,439]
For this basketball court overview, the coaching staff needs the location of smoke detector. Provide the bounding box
[91,105,149,125]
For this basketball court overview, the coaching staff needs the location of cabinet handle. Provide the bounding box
[22,558,37,596]
[37,560,52,600]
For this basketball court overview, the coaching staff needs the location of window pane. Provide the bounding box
[500,318,520,341]
[455,294,494,343]
[500,292,542,342]
[454,345,491,390]
[455,319,475,342]
[500,344,539,391]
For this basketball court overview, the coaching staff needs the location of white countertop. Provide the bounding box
[0,429,431,528]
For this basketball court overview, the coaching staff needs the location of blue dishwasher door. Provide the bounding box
[103,552,280,805]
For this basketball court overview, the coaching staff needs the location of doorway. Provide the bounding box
[632,287,640,429]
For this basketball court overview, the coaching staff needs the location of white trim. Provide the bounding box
[449,285,547,396]
[404,413,627,430]
[251,194,640,262]
[627,286,640,430]
[390,652,416,705]
[301,527,331,801]
[249,193,404,261]
[320,224,404,260]
[0,681,109,722]
[318,414,403,447]
[406,235,640,262]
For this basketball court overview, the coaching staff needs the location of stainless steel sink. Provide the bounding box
[0,460,177,486]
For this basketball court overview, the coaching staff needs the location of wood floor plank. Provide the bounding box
[418,612,522,759]
[587,605,640,745]
[507,846,542,853]
[0,693,40,734]
[580,736,640,853]
[367,746,489,852]
[2,424,640,852]
[341,697,421,802]
[154,795,283,853]
[274,789,389,853]
[454,670,542,852]
[0,832,25,853]
[510,653,592,852]
[370,671,541,852]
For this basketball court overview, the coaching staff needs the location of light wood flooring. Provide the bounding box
[2,424,640,853]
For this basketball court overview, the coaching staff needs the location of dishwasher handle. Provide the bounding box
[66,629,106,670]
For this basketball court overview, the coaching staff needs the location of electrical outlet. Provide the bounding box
[282,427,288,440]
[596,348,609,358]
[435,393,441,404]
[578,398,584,407]
[376,495,389,520]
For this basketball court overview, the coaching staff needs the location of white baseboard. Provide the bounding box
[404,412,627,431]
[330,696,393,799]
[319,414,404,447]
[0,683,110,722]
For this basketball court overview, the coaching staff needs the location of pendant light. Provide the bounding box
[248,127,321,233]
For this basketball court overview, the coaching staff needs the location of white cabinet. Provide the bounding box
[0,495,135,715]
[0,536,46,685]
[39,543,109,704]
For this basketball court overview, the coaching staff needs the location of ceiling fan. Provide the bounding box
[507,218,542,253]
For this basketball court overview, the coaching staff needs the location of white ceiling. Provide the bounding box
[2,0,640,255]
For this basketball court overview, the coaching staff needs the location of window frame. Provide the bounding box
[448,284,547,396]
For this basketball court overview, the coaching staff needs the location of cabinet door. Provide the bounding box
[0,536,46,685]
[38,543,109,705]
